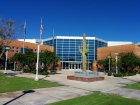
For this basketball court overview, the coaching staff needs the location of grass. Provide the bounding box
[48,92,140,105]
[0,72,62,93]
[123,82,140,90]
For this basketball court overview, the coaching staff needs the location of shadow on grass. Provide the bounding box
[3,90,35,105]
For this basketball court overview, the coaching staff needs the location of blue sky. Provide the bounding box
[0,0,140,43]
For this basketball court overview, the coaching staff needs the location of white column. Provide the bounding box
[108,56,111,72]
[35,44,40,81]
[62,62,63,70]
[68,63,69,69]
[4,51,8,74]
[14,62,16,70]
[116,55,118,74]
[109,58,110,72]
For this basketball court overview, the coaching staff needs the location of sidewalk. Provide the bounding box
[0,70,140,105]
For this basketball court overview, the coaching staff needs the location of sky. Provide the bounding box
[0,0,140,43]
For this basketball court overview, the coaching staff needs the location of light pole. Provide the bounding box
[115,53,119,74]
[108,56,111,73]
[35,39,42,81]
[4,46,10,74]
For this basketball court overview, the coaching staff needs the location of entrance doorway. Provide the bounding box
[62,61,82,70]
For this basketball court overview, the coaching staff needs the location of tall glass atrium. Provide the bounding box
[43,36,107,70]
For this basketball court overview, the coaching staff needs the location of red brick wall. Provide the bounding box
[7,40,53,58]
[97,44,140,60]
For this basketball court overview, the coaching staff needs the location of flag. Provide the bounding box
[40,17,43,37]
[24,20,26,41]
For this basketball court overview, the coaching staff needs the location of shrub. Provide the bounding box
[122,72,127,76]
[113,73,123,77]
[108,72,112,76]
[40,71,49,75]
[23,69,30,73]
[127,72,134,76]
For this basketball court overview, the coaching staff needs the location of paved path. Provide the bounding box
[0,70,140,105]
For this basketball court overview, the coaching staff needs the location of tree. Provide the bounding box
[97,54,116,73]
[24,50,36,70]
[10,50,37,71]
[10,52,25,70]
[97,59,108,73]
[40,50,60,72]
[0,16,23,58]
[119,52,140,72]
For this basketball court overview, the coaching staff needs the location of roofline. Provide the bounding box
[108,41,133,43]
[43,36,107,43]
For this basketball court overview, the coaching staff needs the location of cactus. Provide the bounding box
[78,33,89,72]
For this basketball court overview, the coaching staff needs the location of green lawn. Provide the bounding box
[48,92,140,105]
[123,82,140,90]
[0,72,62,93]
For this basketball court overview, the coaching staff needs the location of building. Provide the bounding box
[107,41,133,46]
[43,36,107,70]
[7,40,53,58]
[97,44,140,60]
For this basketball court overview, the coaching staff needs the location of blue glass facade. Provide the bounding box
[43,36,107,70]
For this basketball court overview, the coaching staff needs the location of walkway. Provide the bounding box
[0,70,140,105]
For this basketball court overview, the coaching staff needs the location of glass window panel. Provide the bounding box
[63,51,69,53]
[70,47,76,49]
[76,41,82,44]
[76,39,82,42]
[57,54,62,56]
[57,39,63,42]
[89,41,94,44]
[69,54,75,56]
[69,52,75,54]
[69,39,75,42]
[63,54,69,56]
[63,45,69,48]
[69,43,75,46]
[88,57,94,60]
[76,59,82,61]
[75,52,81,54]
[63,39,69,42]
[76,55,81,57]
[88,52,94,54]
[63,41,69,43]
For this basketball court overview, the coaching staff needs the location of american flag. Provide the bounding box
[40,17,43,37]
[24,20,26,41]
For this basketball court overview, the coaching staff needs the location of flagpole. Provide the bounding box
[35,17,43,81]
[52,28,55,70]
[40,17,42,40]
[23,20,26,54]
[52,28,54,52]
